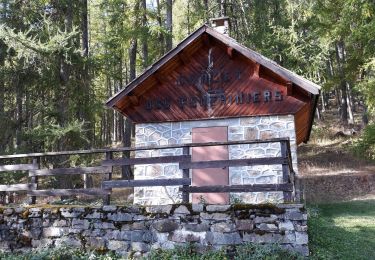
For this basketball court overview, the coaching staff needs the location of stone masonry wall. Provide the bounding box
[134,115,298,205]
[0,204,308,257]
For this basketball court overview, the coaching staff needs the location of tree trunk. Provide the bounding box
[122,2,140,179]
[346,82,354,125]
[0,40,6,152]
[106,75,113,145]
[80,0,93,188]
[156,0,165,55]
[204,0,209,23]
[165,0,173,51]
[57,2,74,196]
[321,90,326,112]
[335,40,354,126]
[316,106,322,121]
[239,0,250,36]
[141,0,148,69]
[335,87,341,108]
[122,118,133,180]
[58,3,73,129]
[339,82,348,124]
[0,1,7,153]
[324,58,334,111]
[335,40,348,125]
[217,0,226,16]
[347,83,355,112]
[362,104,369,126]
[129,38,137,83]
[229,0,239,38]
[15,75,22,149]
[81,0,89,57]
[323,91,330,111]
[80,0,94,145]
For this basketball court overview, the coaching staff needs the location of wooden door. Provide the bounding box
[192,126,229,204]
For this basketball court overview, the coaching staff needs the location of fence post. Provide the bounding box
[182,147,190,203]
[30,157,40,205]
[104,151,113,205]
[280,140,292,202]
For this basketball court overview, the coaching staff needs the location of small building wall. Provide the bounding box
[134,115,298,205]
[0,204,309,257]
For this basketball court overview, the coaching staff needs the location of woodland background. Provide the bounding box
[0,0,375,156]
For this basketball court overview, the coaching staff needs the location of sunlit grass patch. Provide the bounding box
[308,200,375,259]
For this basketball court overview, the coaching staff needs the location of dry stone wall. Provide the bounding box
[0,204,308,257]
[134,115,298,205]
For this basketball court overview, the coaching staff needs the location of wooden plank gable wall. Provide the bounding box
[113,33,314,145]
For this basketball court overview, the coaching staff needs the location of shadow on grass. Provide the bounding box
[308,200,375,260]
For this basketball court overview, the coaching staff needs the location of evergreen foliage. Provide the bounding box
[0,0,374,156]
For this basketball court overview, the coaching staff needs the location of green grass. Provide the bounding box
[0,244,302,260]
[0,247,119,260]
[147,243,302,260]
[308,199,375,260]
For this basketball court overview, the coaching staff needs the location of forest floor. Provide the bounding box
[298,110,375,203]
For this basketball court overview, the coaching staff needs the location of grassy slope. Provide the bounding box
[300,112,375,259]
[308,199,375,259]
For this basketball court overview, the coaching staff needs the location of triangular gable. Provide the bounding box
[106,25,320,144]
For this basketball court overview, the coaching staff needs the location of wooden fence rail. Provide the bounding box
[179,183,294,193]
[0,164,38,172]
[29,166,112,177]
[0,184,36,192]
[0,137,298,205]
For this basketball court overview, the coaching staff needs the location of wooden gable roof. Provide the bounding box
[106,25,320,144]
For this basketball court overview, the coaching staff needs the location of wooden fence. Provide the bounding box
[0,137,300,205]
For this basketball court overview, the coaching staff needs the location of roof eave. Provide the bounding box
[106,24,209,108]
[205,27,321,95]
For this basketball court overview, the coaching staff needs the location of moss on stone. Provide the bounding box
[231,204,257,211]
[18,235,32,247]
[254,229,267,235]
[95,246,109,254]
[146,212,169,219]
[21,209,29,219]
[25,204,69,209]
[235,210,251,220]
[232,203,286,214]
